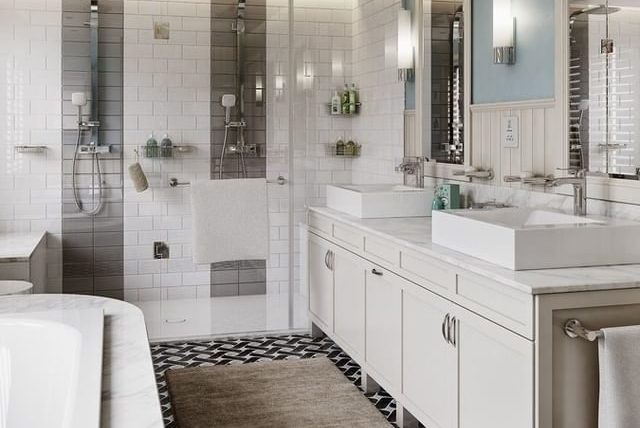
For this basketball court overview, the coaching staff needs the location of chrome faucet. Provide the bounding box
[549,169,587,216]
[396,157,425,188]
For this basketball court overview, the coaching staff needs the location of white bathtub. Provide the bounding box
[0,308,104,428]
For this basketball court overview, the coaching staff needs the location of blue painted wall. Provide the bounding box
[472,0,555,104]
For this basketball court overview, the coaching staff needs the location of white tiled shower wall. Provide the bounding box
[0,0,63,293]
[122,0,213,301]
[0,0,405,300]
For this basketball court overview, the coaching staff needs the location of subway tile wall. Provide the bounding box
[0,0,63,293]
[122,0,213,302]
[350,0,405,185]
[61,0,125,299]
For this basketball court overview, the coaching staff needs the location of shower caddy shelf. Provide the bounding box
[138,145,194,159]
[327,142,361,158]
[325,102,362,116]
[14,145,47,154]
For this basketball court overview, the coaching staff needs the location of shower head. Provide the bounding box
[570,5,621,19]
[221,94,236,124]
[72,92,88,107]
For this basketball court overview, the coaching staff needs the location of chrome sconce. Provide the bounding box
[493,0,516,64]
[397,8,414,81]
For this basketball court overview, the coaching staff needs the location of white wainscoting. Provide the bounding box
[469,99,563,188]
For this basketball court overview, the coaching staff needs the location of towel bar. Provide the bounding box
[169,176,287,188]
[564,319,603,342]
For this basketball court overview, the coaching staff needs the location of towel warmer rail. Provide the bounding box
[564,319,603,342]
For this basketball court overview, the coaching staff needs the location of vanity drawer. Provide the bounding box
[308,212,333,235]
[399,249,457,293]
[456,272,534,339]
[332,224,364,251]
[364,235,400,266]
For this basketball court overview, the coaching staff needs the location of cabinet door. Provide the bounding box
[333,246,366,359]
[308,234,334,332]
[402,282,458,428]
[457,307,534,428]
[365,266,402,391]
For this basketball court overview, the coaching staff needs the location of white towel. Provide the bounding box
[191,179,269,264]
[598,325,640,428]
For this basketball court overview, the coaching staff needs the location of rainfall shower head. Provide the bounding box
[570,4,621,19]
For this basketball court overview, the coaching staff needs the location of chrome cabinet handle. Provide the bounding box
[329,251,335,271]
[442,313,450,343]
[371,268,383,276]
[324,250,331,270]
[449,316,457,347]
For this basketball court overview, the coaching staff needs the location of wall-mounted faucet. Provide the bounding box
[396,157,425,188]
[504,169,587,216]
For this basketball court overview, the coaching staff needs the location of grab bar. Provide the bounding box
[169,176,287,188]
[564,319,603,342]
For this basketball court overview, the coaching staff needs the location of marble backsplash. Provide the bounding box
[455,182,640,222]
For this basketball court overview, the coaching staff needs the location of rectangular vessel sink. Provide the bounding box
[327,184,434,218]
[432,208,640,270]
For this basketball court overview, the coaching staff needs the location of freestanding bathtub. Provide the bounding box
[0,308,104,428]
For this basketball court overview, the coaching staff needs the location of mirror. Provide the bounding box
[419,0,466,165]
[567,1,640,179]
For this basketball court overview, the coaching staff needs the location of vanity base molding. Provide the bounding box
[306,208,640,428]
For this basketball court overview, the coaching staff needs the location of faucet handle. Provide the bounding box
[556,167,586,177]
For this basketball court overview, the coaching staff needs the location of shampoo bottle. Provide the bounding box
[331,91,341,115]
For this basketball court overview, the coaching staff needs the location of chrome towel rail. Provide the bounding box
[169,176,287,188]
[564,319,603,342]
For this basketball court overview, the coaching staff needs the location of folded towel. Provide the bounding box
[191,179,268,264]
[599,325,640,428]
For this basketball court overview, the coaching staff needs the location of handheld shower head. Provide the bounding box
[221,94,236,124]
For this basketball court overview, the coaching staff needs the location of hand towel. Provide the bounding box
[191,179,268,264]
[598,325,640,428]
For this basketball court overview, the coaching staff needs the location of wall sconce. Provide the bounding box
[255,75,263,107]
[493,0,516,64]
[397,8,414,81]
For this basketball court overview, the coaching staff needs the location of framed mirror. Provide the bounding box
[561,0,640,203]
[411,0,471,173]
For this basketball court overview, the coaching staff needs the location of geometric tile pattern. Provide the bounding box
[151,335,398,427]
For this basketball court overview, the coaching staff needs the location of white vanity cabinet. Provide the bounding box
[307,210,534,428]
[308,234,334,332]
[364,266,402,392]
[402,281,458,428]
[333,245,367,359]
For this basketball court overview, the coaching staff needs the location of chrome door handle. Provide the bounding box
[442,313,450,343]
[449,316,457,347]
[371,268,383,276]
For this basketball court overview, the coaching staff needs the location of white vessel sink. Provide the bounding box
[326,184,434,218]
[432,208,640,270]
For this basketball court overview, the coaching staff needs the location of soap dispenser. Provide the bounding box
[331,91,341,115]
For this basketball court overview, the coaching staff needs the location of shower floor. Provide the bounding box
[134,293,308,342]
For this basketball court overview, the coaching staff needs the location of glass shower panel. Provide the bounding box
[134,0,309,341]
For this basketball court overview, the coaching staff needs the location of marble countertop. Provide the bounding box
[310,206,640,295]
[0,232,46,263]
[0,294,163,428]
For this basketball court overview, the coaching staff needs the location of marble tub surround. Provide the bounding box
[310,206,640,294]
[0,295,163,428]
[0,232,46,263]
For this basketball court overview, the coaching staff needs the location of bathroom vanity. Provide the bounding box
[305,206,640,428]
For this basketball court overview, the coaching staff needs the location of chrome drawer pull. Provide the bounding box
[442,313,450,343]
[371,268,383,276]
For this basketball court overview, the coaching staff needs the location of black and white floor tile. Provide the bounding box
[151,335,398,427]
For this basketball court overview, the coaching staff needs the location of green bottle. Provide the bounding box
[145,133,158,158]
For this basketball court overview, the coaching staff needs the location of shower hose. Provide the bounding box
[72,127,104,216]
